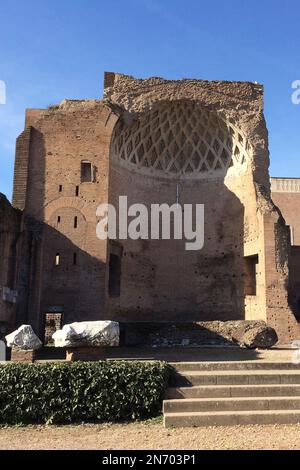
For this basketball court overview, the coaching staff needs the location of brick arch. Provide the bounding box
[103,107,119,132]
[42,197,95,224]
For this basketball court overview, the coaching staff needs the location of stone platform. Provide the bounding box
[35,345,296,363]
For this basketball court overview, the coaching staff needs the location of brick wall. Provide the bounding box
[14,100,117,336]
[0,194,21,336]
[271,178,300,245]
[12,128,32,210]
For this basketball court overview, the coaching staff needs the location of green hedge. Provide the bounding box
[0,361,170,425]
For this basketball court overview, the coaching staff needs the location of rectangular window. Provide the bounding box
[81,161,93,183]
[76,186,79,197]
[109,254,121,297]
[73,253,77,265]
[244,255,259,296]
[57,216,61,224]
[55,253,60,267]
[74,216,78,228]
[59,185,63,192]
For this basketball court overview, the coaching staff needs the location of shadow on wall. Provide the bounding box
[288,246,300,322]
[30,223,106,339]
[107,100,248,323]
[13,129,107,339]
[13,128,47,332]
[0,194,22,337]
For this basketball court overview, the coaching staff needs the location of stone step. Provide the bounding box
[163,396,300,413]
[170,370,300,387]
[164,410,300,428]
[169,361,300,372]
[166,384,300,399]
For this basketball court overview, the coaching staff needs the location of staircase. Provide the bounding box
[164,361,300,427]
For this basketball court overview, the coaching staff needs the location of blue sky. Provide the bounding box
[0,0,299,199]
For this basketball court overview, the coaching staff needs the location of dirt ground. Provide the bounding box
[1,419,300,450]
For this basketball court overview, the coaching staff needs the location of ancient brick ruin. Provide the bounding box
[1,72,300,344]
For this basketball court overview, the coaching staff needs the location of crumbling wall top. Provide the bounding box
[103,72,264,119]
[103,72,269,188]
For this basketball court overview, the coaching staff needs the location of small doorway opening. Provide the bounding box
[44,312,63,346]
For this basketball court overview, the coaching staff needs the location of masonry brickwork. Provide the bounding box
[271,177,300,321]
[0,193,21,336]
[0,73,299,344]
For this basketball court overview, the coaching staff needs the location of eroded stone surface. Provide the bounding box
[5,325,42,351]
[241,324,278,349]
[53,321,120,348]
